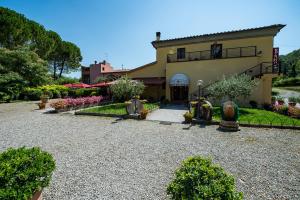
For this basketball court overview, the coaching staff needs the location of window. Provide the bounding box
[211,43,222,59]
[102,67,105,71]
[177,48,186,59]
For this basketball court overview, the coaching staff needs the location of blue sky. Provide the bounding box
[1,0,300,78]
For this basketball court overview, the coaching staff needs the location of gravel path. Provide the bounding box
[0,102,299,200]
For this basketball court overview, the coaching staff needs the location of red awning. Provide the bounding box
[64,83,91,88]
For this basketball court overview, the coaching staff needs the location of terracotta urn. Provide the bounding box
[30,191,42,200]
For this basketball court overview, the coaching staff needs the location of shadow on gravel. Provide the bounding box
[111,118,124,124]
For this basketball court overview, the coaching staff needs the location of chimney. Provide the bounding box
[156,32,161,41]
[103,60,106,65]
[94,60,97,64]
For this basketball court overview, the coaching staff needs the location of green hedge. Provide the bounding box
[0,147,56,200]
[273,77,300,87]
[167,156,243,200]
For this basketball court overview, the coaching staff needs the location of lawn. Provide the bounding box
[276,86,300,93]
[212,107,300,126]
[77,102,159,115]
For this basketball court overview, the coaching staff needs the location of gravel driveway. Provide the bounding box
[0,102,299,200]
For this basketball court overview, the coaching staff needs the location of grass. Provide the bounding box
[78,102,159,115]
[212,107,300,126]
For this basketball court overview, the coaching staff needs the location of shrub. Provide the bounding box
[249,100,258,108]
[183,112,193,123]
[110,76,145,102]
[288,96,300,103]
[167,156,243,200]
[0,147,55,199]
[22,87,43,100]
[50,100,66,110]
[262,103,273,111]
[273,77,300,87]
[207,74,258,101]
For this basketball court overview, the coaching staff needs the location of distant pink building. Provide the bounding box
[81,60,128,84]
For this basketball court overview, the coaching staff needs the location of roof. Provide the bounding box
[64,83,91,88]
[128,61,157,73]
[152,24,286,48]
[101,69,129,74]
[133,77,165,85]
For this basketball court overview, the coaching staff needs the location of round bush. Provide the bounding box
[167,156,243,200]
[23,88,43,100]
[0,147,56,200]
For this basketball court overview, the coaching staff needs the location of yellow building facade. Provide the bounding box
[127,24,285,105]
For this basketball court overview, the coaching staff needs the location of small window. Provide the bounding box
[177,48,186,59]
[102,67,105,71]
[211,44,222,59]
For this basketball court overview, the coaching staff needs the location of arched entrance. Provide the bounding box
[169,73,189,102]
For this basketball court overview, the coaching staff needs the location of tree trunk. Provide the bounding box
[58,59,65,78]
[53,61,57,80]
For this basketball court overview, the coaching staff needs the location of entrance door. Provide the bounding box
[171,86,188,102]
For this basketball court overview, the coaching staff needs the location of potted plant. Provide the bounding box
[288,96,298,107]
[40,94,49,103]
[37,102,46,109]
[140,109,149,119]
[277,96,285,105]
[50,100,66,112]
[0,147,56,200]
[183,111,193,123]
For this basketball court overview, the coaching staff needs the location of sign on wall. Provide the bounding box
[273,47,279,67]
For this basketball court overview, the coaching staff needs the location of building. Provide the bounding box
[127,24,285,105]
[81,60,128,84]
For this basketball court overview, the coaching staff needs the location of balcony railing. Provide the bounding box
[167,46,257,63]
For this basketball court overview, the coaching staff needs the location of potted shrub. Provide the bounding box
[167,156,243,200]
[288,96,298,107]
[183,111,193,123]
[0,147,56,200]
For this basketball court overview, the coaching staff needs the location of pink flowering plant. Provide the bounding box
[51,96,104,110]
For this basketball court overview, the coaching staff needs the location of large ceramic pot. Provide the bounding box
[221,101,239,121]
[30,190,42,200]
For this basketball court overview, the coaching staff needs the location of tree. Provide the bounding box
[280,49,300,77]
[0,7,31,49]
[0,47,50,86]
[207,74,258,101]
[57,41,82,78]
[110,76,145,101]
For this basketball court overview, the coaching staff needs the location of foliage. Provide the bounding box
[0,72,25,102]
[0,147,55,200]
[279,49,300,78]
[207,74,258,101]
[49,100,66,110]
[273,76,300,87]
[50,96,104,110]
[110,76,145,101]
[167,156,243,200]
[52,76,80,85]
[220,102,239,121]
[183,112,193,123]
[22,87,43,100]
[288,96,300,103]
[274,105,289,115]
[0,7,82,79]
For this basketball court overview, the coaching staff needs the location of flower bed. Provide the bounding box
[50,96,106,112]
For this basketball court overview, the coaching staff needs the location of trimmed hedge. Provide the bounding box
[0,147,56,200]
[167,156,243,200]
[273,77,300,87]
